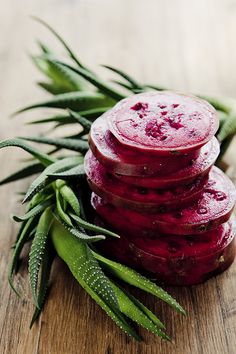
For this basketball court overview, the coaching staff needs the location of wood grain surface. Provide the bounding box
[1,1,236,353]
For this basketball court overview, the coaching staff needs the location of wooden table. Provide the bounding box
[1,1,236,353]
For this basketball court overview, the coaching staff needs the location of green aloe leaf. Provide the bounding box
[29,207,53,308]
[93,252,185,315]
[111,80,134,91]
[37,40,53,55]
[111,283,170,340]
[51,221,118,308]
[77,107,110,120]
[53,211,104,242]
[27,114,72,125]
[27,107,109,126]
[143,84,165,91]
[125,291,165,329]
[30,244,55,328]
[37,81,68,95]
[0,139,55,166]
[68,110,92,133]
[217,114,236,142]
[32,17,85,69]
[55,179,81,216]
[13,197,53,222]
[14,92,114,114]
[102,65,141,89]
[198,95,232,113]
[77,280,141,340]
[33,55,88,92]
[48,164,85,179]
[23,156,82,203]
[21,136,89,154]
[0,162,44,186]
[9,217,38,295]
[55,60,126,101]
[70,213,119,238]
[55,189,73,226]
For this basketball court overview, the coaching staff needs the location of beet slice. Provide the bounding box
[96,218,236,285]
[107,91,219,156]
[89,114,200,176]
[85,150,209,213]
[115,137,219,189]
[91,167,236,235]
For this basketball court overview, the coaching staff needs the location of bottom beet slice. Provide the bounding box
[85,150,208,213]
[95,218,236,285]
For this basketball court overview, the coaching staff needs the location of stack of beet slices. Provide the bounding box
[85,91,236,285]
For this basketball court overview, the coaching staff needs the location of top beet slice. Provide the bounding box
[89,113,200,176]
[107,91,219,155]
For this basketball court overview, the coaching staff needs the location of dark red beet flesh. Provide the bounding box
[107,91,219,156]
[85,150,209,213]
[115,137,219,189]
[89,114,200,176]
[95,215,236,285]
[91,166,236,235]
[85,91,236,286]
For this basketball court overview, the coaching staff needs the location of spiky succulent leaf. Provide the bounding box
[55,60,126,101]
[0,139,55,166]
[70,213,119,238]
[15,91,114,114]
[29,207,53,308]
[30,243,55,327]
[8,217,38,295]
[21,136,89,153]
[0,162,44,186]
[68,109,92,133]
[48,164,85,179]
[93,252,185,315]
[217,114,236,142]
[33,55,87,92]
[51,220,119,309]
[13,197,53,222]
[55,179,81,216]
[32,16,85,69]
[23,156,82,203]
[53,211,105,242]
[110,283,170,340]
[102,65,141,89]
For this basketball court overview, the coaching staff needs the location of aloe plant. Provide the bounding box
[1,18,236,341]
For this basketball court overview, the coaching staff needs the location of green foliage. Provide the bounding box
[29,207,53,307]
[0,162,43,186]
[15,91,114,114]
[21,136,89,153]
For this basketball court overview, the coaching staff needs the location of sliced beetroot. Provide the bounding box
[89,114,200,176]
[85,150,209,213]
[115,137,219,189]
[107,91,219,156]
[96,218,236,285]
[91,167,236,235]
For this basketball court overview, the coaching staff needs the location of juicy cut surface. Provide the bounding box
[108,91,219,155]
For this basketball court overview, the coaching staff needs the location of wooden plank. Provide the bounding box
[0,1,236,353]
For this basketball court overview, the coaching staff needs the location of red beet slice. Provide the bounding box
[89,114,200,176]
[115,137,219,189]
[85,150,208,213]
[91,167,236,235]
[96,218,236,285]
[107,91,219,156]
